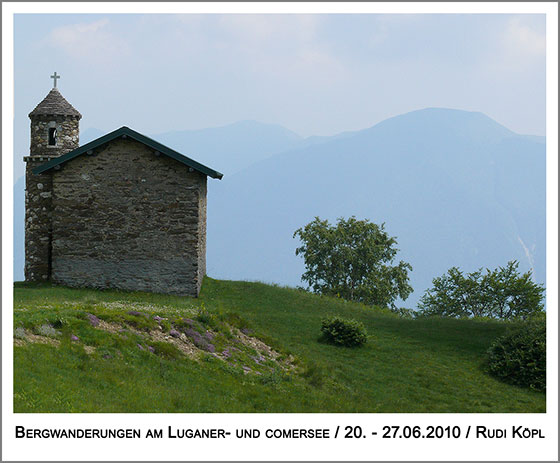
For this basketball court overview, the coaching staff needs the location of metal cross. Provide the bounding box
[50,72,60,88]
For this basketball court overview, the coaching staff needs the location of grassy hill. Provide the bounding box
[13,278,545,413]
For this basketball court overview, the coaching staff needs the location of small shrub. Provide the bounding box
[301,361,325,388]
[150,341,182,360]
[486,320,545,392]
[195,306,219,330]
[85,313,100,327]
[320,316,368,347]
[183,327,215,352]
[36,324,61,338]
[174,317,197,332]
[119,313,155,332]
[259,370,287,386]
[221,312,251,331]
[14,327,26,339]
[127,310,148,318]
[180,318,195,326]
[52,317,68,329]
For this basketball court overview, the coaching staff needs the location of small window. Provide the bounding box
[48,127,57,146]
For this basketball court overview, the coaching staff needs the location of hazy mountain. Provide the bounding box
[82,120,314,176]
[152,120,307,176]
[80,127,105,145]
[206,108,546,308]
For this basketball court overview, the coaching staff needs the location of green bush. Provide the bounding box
[320,316,368,347]
[486,320,546,392]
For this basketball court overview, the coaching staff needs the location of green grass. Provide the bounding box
[13,278,545,413]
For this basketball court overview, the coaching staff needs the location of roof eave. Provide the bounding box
[32,126,224,180]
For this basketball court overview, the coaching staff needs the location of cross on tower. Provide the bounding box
[50,72,60,88]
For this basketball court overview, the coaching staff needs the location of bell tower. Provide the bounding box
[24,73,81,281]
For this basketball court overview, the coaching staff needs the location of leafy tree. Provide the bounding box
[293,216,413,308]
[418,261,545,319]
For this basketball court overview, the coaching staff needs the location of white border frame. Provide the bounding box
[2,3,558,461]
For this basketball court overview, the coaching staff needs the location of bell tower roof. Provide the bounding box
[29,87,82,119]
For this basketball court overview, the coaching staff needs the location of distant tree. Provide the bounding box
[418,261,545,320]
[293,216,413,308]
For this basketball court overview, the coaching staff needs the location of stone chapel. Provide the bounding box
[24,74,223,296]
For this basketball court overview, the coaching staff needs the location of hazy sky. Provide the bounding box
[13,13,546,179]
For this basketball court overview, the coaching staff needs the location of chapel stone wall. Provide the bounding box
[51,138,207,296]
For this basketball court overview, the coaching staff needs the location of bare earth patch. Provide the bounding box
[93,319,296,371]
[83,345,96,354]
[233,328,296,372]
[13,330,60,347]
[97,319,123,334]
[91,317,201,358]
[14,329,98,353]
[149,329,200,357]
[14,315,296,373]
[235,328,279,358]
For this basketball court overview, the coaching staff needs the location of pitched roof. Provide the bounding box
[29,88,82,119]
[33,126,224,179]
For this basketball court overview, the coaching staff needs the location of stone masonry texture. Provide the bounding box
[29,116,80,156]
[50,138,207,296]
[24,160,55,281]
[25,110,80,281]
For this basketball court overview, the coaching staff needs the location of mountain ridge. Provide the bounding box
[205,108,545,307]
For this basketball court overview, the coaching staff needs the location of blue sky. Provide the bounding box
[13,13,545,179]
